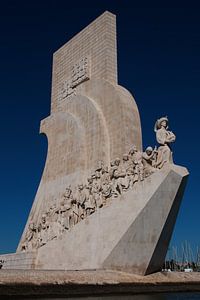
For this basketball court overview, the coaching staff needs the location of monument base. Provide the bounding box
[0,252,36,269]
[0,270,200,297]
[1,164,188,275]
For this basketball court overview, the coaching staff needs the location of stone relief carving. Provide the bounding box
[21,223,38,251]
[143,146,157,178]
[0,259,4,269]
[61,79,76,100]
[21,116,176,251]
[59,57,90,101]
[71,57,90,88]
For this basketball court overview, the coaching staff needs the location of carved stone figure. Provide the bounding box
[109,160,118,197]
[100,166,110,184]
[38,214,49,247]
[143,146,156,177]
[63,186,73,202]
[62,186,73,228]
[109,160,116,180]
[21,222,38,251]
[120,154,131,191]
[47,203,59,221]
[130,146,144,183]
[58,200,70,234]
[91,173,103,208]
[75,184,87,220]
[101,167,112,204]
[71,199,79,226]
[124,151,134,188]
[112,158,126,196]
[46,202,60,240]
[84,177,95,216]
[154,116,176,169]
[95,160,105,174]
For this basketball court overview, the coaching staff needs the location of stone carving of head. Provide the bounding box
[123,154,129,161]
[29,222,35,231]
[71,199,77,205]
[102,166,108,173]
[129,145,137,155]
[95,170,101,178]
[96,160,104,171]
[115,158,120,166]
[65,186,72,197]
[87,177,93,184]
[41,214,46,223]
[91,173,96,180]
[145,146,153,155]
[154,116,168,131]
[78,184,84,191]
[110,160,115,167]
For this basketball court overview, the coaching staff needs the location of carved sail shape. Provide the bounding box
[17,79,142,252]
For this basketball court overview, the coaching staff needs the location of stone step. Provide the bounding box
[0,251,36,269]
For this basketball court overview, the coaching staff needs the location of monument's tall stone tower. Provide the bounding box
[0,12,188,275]
[17,12,142,238]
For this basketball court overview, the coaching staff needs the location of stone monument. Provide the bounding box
[0,11,188,275]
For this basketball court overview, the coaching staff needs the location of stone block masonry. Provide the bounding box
[51,11,118,113]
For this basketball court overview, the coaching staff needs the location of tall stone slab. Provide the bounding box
[17,11,142,251]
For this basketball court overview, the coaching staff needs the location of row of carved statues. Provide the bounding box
[21,116,176,251]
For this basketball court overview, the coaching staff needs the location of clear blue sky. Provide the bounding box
[0,1,199,255]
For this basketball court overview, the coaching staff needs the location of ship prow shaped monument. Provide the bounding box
[0,11,188,276]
